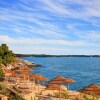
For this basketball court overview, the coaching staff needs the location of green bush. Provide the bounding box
[54,92,60,98]
[9,95,15,100]
[9,93,23,100]
[47,93,52,96]
[15,94,23,100]
[63,91,69,99]
[1,84,9,95]
[83,94,89,100]
[34,97,37,100]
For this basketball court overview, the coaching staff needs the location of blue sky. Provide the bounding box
[0,0,100,55]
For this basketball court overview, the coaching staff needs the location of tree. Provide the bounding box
[0,44,15,65]
[0,56,2,64]
[0,65,5,81]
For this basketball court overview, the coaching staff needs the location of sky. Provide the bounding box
[0,0,100,55]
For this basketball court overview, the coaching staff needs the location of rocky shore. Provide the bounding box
[20,59,42,68]
[4,58,41,70]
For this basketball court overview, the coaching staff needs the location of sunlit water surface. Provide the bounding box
[22,57,100,90]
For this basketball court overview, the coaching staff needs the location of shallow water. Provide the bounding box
[22,57,100,90]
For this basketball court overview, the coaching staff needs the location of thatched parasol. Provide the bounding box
[3,70,12,76]
[46,84,60,95]
[48,76,66,84]
[31,74,48,93]
[48,76,75,100]
[3,70,18,82]
[16,66,33,81]
[9,72,18,77]
[65,78,75,90]
[65,78,75,83]
[31,74,48,81]
[79,84,100,96]
[48,76,68,100]
[16,66,33,73]
[46,84,60,90]
[49,76,75,84]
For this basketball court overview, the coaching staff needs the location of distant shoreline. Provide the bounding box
[16,54,100,58]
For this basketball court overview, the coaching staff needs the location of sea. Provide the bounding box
[21,57,100,91]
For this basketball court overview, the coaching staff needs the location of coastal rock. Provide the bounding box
[20,59,42,68]
[5,58,41,70]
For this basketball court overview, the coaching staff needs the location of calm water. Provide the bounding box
[22,57,100,90]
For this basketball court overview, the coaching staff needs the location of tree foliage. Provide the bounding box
[0,44,15,65]
[0,65,5,81]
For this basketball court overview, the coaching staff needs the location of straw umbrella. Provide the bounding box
[48,76,75,100]
[16,66,33,73]
[46,84,60,95]
[48,76,69,100]
[79,84,100,96]
[31,74,48,93]
[65,78,75,90]
[4,70,18,77]
[4,70,21,83]
[3,70,12,82]
[31,74,48,82]
[3,70,12,76]
[48,76,67,84]
[9,70,18,77]
[16,66,33,82]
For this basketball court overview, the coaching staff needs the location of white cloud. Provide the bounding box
[0,3,67,39]
[7,43,100,55]
[38,0,71,15]
[0,35,99,46]
[1,0,100,23]
[75,31,100,41]
[38,0,100,23]
[0,35,100,54]
[67,24,75,29]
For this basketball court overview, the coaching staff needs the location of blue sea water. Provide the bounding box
[21,57,100,91]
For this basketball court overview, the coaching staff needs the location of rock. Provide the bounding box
[5,58,42,70]
[20,59,42,68]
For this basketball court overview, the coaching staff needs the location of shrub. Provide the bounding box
[34,97,37,100]
[83,94,89,100]
[1,84,9,95]
[63,91,69,99]
[47,93,52,96]
[54,92,60,98]
[9,93,23,100]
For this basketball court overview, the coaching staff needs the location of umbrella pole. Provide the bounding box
[68,84,69,90]
[38,80,39,94]
[28,75,29,82]
[59,85,61,100]
[53,90,54,96]
[24,73,25,82]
